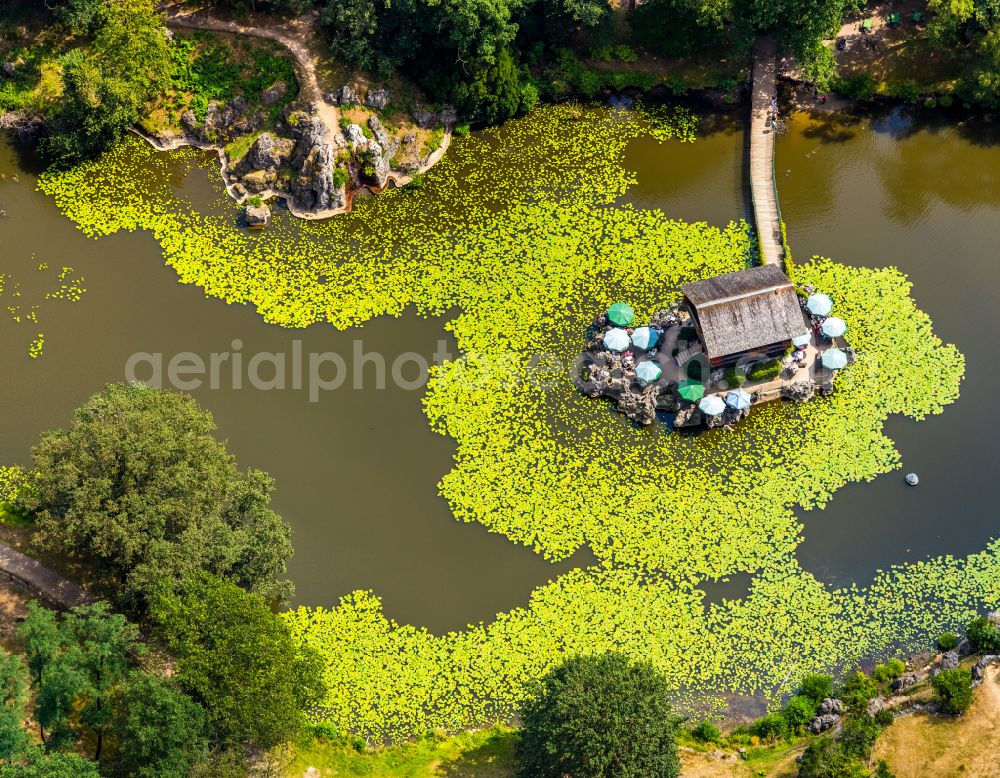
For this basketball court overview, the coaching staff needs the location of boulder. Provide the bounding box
[237,132,294,172]
[988,611,1000,628]
[338,85,358,105]
[367,115,396,156]
[890,675,917,693]
[957,638,973,657]
[200,97,258,143]
[782,381,814,402]
[673,405,703,429]
[867,696,888,717]
[3,61,15,77]
[230,182,248,200]
[412,104,438,130]
[180,110,198,133]
[972,655,999,681]
[241,169,277,193]
[244,202,270,229]
[819,698,844,715]
[261,81,288,106]
[440,104,458,126]
[809,714,838,734]
[617,390,657,426]
[940,650,960,671]
[323,91,338,105]
[365,86,390,111]
[363,140,390,188]
[344,123,367,148]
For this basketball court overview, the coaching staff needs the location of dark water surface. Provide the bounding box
[0,138,594,634]
[778,106,1000,585]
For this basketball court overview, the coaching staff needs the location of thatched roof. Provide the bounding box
[681,265,808,359]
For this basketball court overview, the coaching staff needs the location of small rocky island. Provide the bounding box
[576,266,854,428]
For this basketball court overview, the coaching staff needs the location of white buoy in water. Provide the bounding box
[905,473,919,486]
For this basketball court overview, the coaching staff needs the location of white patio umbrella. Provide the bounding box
[603,328,630,352]
[792,333,812,348]
[806,293,833,316]
[821,348,848,370]
[698,395,726,416]
[821,317,847,338]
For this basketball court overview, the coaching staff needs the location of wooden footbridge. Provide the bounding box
[748,38,785,268]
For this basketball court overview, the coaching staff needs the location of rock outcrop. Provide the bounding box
[261,81,288,105]
[365,87,390,111]
[781,380,815,402]
[338,85,358,105]
[235,132,294,175]
[244,202,270,229]
[809,713,839,734]
[287,114,345,211]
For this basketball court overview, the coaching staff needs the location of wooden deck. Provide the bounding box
[749,38,785,268]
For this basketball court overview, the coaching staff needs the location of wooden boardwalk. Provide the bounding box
[749,38,785,268]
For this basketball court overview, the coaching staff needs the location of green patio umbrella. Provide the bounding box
[607,302,635,327]
[677,379,705,402]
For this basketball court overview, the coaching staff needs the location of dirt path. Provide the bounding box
[161,3,345,148]
[874,665,1000,777]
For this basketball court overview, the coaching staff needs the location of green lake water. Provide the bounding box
[0,99,996,633]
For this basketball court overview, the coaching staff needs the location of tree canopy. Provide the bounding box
[23,383,293,617]
[516,652,682,778]
[152,572,323,750]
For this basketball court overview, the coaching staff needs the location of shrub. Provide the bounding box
[246,195,263,208]
[782,695,817,733]
[837,73,876,101]
[750,712,788,742]
[798,673,833,704]
[839,671,878,709]
[454,123,471,137]
[873,658,905,683]
[837,714,882,760]
[874,708,894,728]
[690,720,720,743]
[884,79,920,103]
[332,167,350,188]
[967,616,1000,652]
[516,653,682,778]
[612,44,638,63]
[746,359,781,382]
[723,366,746,387]
[932,668,973,714]
[938,632,959,651]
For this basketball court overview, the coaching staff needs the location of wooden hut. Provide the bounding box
[680,265,809,368]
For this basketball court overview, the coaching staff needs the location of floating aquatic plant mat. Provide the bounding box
[38,105,990,740]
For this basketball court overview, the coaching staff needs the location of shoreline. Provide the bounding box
[131,125,452,221]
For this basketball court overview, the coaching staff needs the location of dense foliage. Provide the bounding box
[516,653,681,778]
[22,383,293,617]
[34,105,981,742]
[966,615,1000,652]
[932,667,974,714]
[152,572,324,750]
[10,602,209,773]
[40,0,171,166]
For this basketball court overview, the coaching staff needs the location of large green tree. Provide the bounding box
[516,652,682,778]
[112,672,209,778]
[40,0,171,166]
[0,747,101,778]
[152,572,323,750]
[24,383,293,617]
